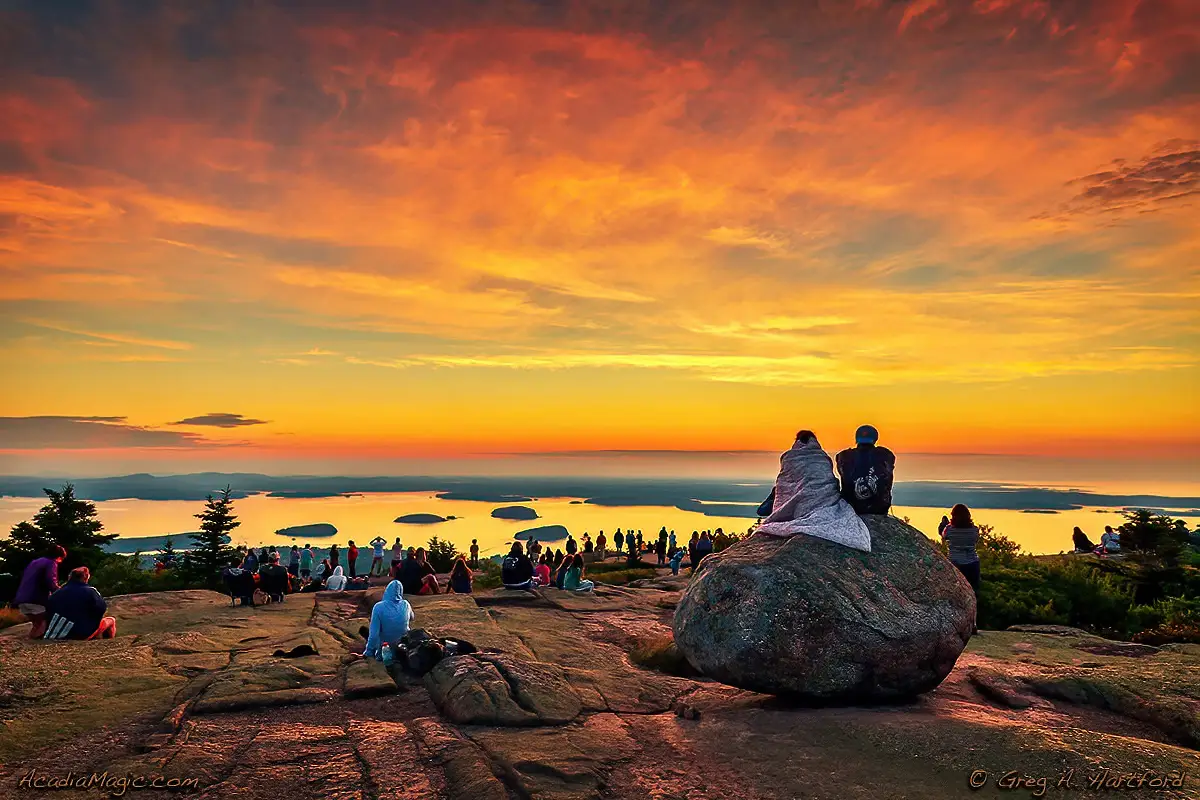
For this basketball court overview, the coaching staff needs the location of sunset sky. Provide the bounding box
[1,0,1198,477]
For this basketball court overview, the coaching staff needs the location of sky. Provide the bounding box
[1,0,1198,478]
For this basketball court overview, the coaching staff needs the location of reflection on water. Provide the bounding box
[0,490,1136,557]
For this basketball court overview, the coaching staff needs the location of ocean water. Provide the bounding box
[0,490,1149,558]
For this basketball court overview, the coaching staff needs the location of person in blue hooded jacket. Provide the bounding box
[363,579,414,661]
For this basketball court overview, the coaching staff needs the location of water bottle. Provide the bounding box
[381,643,394,666]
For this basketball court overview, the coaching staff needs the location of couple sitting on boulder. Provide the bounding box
[752,425,896,553]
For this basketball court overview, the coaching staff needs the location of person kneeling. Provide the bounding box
[43,567,116,641]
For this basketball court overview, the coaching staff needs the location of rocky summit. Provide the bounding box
[673,515,976,702]
[2,576,1198,799]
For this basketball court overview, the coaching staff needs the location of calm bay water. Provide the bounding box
[0,490,1142,557]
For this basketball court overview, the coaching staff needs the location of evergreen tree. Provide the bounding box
[0,484,115,585]
[158,535,179,567]
[184,486,241,586]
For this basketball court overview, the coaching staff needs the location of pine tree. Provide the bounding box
[185,486,241,586]
[0,484,116,584]
[158,535,179,567]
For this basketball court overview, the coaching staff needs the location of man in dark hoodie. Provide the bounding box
[834,424,895,515]
[43,566,116,640]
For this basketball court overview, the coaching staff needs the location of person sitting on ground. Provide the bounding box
[300,544,314,581]
[554,552,572,588]
[259,553,292,601]
[668,547,685,576]
[614,529,625,555]
[448,557,473,594]
[834,425,896,515]
[43,566,116,640]
[347,540,359,579]
[12,545,66,638]
[535,553,552,586]
[398,548,440,595]
[469,539,479,568]
[287,545,300,577]
[941,504,980,604]
[564,554,595,592]
[1100,525,1121,554]
[324,565,348,591]
[362,580,414,662]
[1072,527,1097,553]
[755,430,873,552]
[501,542,536,590]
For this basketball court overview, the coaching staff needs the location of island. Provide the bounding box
[395,513,449,524]
[491,505,539,521]
[513,524,569,542]
[275,523,338,538]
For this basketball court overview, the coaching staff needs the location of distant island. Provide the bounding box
[491,505,539,521]
[436,491,534,503]
[102,533,202,555]
[275,523,338,538]
[514,524,569,542]
[395,513,452,524]
[1020,509,1060,515]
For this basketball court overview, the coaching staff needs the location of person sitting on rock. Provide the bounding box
[535,552,552,586]
[363,580,414,662]
[564,554,595,592]
[755,430,872,552]
[259,553,292,601]
[554,552,573,588]
[501,542,536,590]
[43,567,117,640]
[324,565,347,591]
[398,548,439,595]
[447,557,473,594]
[1100,525,1121,554]
[12,545,66,638]
[1072,527,1096,553]
[834,425,895,516]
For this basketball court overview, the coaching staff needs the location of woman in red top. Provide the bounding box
[347,540,359,579]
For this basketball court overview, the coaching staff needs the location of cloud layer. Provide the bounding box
[0,0,1197,461]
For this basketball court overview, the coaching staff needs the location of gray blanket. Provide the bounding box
[756,435,872,552]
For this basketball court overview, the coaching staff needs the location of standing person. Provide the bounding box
[362,580,414,662]
[655,535,667,565]
[329,543,340,570]
[614,529,624,555]
[469,539,480,568]
[668,548,685,576]
[941,504,980,633]
[937,516,950,537]
[669,530,677,552]
[688,532,700,571]
[834,424,896,515]
[287,545,301,577]
[370,536,388,576]
[696,531,714,567]
[12,546,66,638]
[595,530,607,559]
[636,531,644,554]
[42,567,116,640]
[242,548,259,573]
[448,558,473,594]
[529,539,542,561]
[300,544,314,581]
[566,534,578,556]
[347,540,359,579]
[391,538,405,573]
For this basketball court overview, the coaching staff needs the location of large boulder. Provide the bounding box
[672,515,974,703]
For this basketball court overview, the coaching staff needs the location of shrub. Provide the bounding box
[425,537,462,573]
[473,559,503,590]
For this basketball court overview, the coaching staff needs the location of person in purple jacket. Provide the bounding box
[12,545,66,638]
